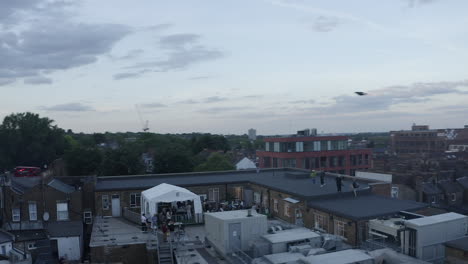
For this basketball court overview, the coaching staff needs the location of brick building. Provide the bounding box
[256,132,372,176]
[390,124,468,155]
[93,168,427,247]
[1,175,84,261]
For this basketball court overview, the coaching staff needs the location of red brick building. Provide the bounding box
[256,134,372,175]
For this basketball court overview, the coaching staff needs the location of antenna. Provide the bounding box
[135,104,149,132]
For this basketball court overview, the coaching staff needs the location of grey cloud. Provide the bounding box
[187,75,214,80]
[111,49,144,60]
[290,99,315,104]
[0,0,131,85]
[177,99,199,105]
[40,103,95,112]
[144,23,172,32]
[310,16,340,32]
[405,0,437,7]
[24,76,52,85]
[198,106,245,114]
[295,79,468,115]
[128,33,224,73]
[0,78,15,86]
[203,96,228,103]
[113,72,142,80]
[140,102,167,108]
[241,95,263,99]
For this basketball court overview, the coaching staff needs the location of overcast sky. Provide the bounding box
[2,0,468,135]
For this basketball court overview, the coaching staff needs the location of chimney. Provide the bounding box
[247,209,252,217]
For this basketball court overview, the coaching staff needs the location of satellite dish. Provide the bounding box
[43,212,50,221]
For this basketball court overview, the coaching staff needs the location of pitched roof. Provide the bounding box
[95,169,371,200]
[46,221,83,237]
[438,180,464,193]
[10,177,42,194]
[307,193,428,221]
[456,176,468,189]
[421,182,442,195]
[47,178,75,194]
[0,230,14,244]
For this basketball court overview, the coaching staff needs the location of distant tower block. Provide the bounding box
[248,128,257,141]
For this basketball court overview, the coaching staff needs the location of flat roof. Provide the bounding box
[405,212,467,227]
[263,252,304,264]
[308,194,428,221]
[95,169,371,200]
[300,249,372,264]
[445,236,468,252]
[205,210,266,220]
[89,217,155,248]
[262,228,320,244]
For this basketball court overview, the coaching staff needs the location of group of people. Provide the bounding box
[310,170,360,196]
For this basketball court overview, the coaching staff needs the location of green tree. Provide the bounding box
[0,112,66,169]
[64,145,102,176]
[194,152,235,172]
[99,144,144,176]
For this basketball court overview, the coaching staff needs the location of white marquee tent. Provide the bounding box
[141,183,203,223]
[235,157,257,170]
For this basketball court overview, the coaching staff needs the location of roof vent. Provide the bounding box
[247,209,252,217]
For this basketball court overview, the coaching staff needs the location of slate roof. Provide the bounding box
[46,221,83,237]
[47,179,75,194]
[421,182,443,195]
[0,230,14,244]
[95,169,371,200]
[456,177,468,189]
[438,180,464,193]
[10,177,42,194]
[10,230,48,242]
[307,193,428,221]
[445,236,468,252]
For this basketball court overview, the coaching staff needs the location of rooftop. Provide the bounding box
[405,212,467,227]
[445,236,468,252]
[47,221,83,237]
[95,168,372,200]
[300,249,373,264]
[262,228,320,244]
[205,210,265,220]
[308,193,428,221]
[89,217,155,248]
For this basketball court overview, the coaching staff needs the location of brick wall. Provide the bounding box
[90,243,148,264]
[445,246,468,264]
[4,183,83,223]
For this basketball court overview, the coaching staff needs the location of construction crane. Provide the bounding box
[135,104,149,132]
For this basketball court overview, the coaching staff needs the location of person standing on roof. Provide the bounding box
[310,170,317,184]
[319,171,326,187]
[351,179,360,197]
[141,213,148,232]
[336,176,343,192]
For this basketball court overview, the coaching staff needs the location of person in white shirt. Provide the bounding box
[141,214,147,232]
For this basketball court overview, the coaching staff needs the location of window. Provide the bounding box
[208,188,219,202]
[1,245,5,255]
[296,142,304,152]
[253,192,261,204]
[102,195,109,210]
[391,187,399,198]
[57,202,69,221]
[12,208,20,222]
[314,213,328,230]
[431,196,436,204]
[84,211,92,224]
[27,243,36,250]
[130,193,141,208]
[334,220,347,238]
[273,199,278,212]
[28,202,37,221]
[265,142,270,151]
[273,142,280,152]
[451,193,456,202]
[199,194,207,202]
[284,203,291,217]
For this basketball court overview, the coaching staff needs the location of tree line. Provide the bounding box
[0,113,263,176]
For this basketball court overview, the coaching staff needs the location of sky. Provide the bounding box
[1,0,468,135]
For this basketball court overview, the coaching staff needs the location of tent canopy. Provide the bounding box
[141,183,203,217]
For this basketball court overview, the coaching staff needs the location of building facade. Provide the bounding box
[257,134,372,175]
[390,124,468,155]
